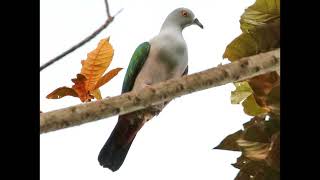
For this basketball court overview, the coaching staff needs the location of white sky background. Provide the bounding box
[40,0,254,179]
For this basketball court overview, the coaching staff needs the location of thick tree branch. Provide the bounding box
[40,1,122,72]
[40,49,280,134]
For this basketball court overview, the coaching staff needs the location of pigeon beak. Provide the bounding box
[193,18,204,29]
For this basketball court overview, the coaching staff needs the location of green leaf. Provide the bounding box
[231,82,253,104]
[223,32,258,61]
[223,20,280,61]
[214,130,243,151]
[242,95,269,116]
[240,0,280,32]
[223,0,280,61]
[221,0,281,178]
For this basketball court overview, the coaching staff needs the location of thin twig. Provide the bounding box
[105,0,111,18]
[40,1,122,72]
[40,49,280,134]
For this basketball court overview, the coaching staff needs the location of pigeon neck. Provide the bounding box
[160,19,183,34]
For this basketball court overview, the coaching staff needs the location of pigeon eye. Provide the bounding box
[181,10,188,17]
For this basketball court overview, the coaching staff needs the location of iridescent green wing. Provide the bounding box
[121,42,151,93]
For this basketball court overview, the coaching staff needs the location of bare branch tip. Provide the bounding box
[40,1,120,72]
[104,0,111,17]
[114,8,124,17]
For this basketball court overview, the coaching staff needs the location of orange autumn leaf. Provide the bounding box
[90,89,102,100]
[46,74,93,102]
[248,72,279,108]
[46,37,123,102]
[248,72,279,97]
[46,86,78,99]
[81,37,114,91]
[71,74,94,102]
[94,67,123,90]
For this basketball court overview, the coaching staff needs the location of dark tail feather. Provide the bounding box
[98,114,143,171]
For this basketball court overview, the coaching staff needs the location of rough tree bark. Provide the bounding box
[40,48,280,134]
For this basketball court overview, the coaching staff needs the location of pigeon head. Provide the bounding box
[162,8,203,30]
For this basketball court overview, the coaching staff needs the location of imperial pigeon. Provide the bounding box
[98,7,203,171]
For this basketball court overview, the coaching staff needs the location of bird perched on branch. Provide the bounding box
[98,7,203,171]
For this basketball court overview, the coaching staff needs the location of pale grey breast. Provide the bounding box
[132,32,188,91]
[154,32,188,76]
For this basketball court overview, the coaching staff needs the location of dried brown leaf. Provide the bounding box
[214,130,243,151]
[94,67,123,90]
[46,86,78,99]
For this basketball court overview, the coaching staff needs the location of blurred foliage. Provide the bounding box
[215,0,280,179]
